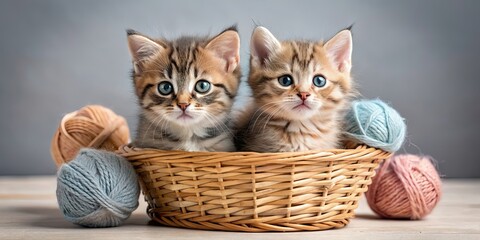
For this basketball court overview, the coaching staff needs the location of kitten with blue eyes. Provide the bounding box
[236,26,355,152]
[127,27,241,151]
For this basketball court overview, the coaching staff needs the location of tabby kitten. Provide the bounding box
[127,27,241,151]
[236,26,354,152]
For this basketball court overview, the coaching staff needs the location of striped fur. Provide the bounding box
[127,27,241,151]
[236,27,355,152]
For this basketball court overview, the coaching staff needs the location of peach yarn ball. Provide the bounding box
[366,154,442,220]
[51,105,130,167]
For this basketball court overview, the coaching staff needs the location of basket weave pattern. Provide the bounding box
[119,145,390,232]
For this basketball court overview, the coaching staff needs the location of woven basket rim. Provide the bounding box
[118,144,391,165]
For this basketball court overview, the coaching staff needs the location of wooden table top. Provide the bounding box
[0,176,478,240]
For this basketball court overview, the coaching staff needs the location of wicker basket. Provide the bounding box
[118,145,391,232]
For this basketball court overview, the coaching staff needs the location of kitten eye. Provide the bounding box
[278,75,293,87]
[195,80,211,93]
[313,75,327,88]
[157,81,173,95]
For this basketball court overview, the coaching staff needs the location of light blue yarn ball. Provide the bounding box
[344,99,406,152]
[56,149,140,228]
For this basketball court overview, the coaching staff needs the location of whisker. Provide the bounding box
[141,114,163,142]
[248,101,286,132]
[202,114,225,137]
[203,112,235,138]
[153,115,169,141]
[261,107,283,132]
[249,105,277,132]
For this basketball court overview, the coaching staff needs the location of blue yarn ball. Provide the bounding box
[344,99,406,152]
[56,149,140,228]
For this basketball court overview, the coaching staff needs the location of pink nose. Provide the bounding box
[297,92,311,101]
[178,103,190,111]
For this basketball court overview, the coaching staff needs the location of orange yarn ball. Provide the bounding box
[50,105,130,167]
[366,154,442,220]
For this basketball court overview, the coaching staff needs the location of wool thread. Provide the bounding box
[366,154,442,220]
[344,99,406,152]
[56,148,140,227]
[51,105,130,166]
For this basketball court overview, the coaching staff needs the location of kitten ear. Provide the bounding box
[127,29,164,63]
[250,26,281,66]
[205,28,240,73]
[324,29,353,73]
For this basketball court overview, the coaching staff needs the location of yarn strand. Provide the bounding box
[366,154,442,220]
[51,105,130,166]
[344,99,406,152]
[56,149,140,227]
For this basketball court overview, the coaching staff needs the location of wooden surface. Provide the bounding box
[0,176,478,240]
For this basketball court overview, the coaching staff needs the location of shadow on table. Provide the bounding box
[355,213,421,222]
[15,206,78,229]
[354,213,382,220]
[15,206,150,229]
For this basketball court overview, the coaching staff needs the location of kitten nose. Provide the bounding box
[297,92,311,101]
[178,103,190,111]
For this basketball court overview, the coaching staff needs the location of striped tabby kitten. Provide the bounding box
[237,26,354,152]
[127,27,241,151]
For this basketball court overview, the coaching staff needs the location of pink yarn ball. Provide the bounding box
[366,154,442,220]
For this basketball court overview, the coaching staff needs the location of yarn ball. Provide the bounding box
[56,148,140,227]
[366,154,442,220]
[344,99,406,152]
[51,105,130,167]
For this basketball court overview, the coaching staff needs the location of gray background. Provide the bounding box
[0,0,479,177]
